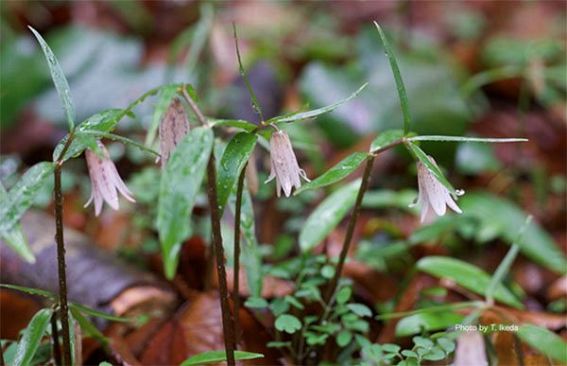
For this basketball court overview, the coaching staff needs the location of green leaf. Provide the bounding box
[486,217,532,303]
[69,305,108,345]
[395,311,464,337]
[181,350,264,366]
[239,189,263,298]
[1,223,35,263]
[337,330,353,347]
[145,84,180,146]
[336,286,352,305]
[99,362,113,366]
[460,193,567,274]
[362,189,416,210]
[267,83,367,124]
[233,24,265,122]
[275,314,302,334]
[517,324,567,363]
[299,179,361,252]
[374,22,411,133]
[0,162,55,235]
[29,27,75,131]
[0,284,54,298]
[0,182,35,263]
[13,308,52,366]
[157,127,213,279]
[405,142,457,196]
[52,109,123,162]
[79,130,160,157]
[217,132,257,212]
[408,135,527,143]
[209,119,258,132]
[71,303,128,322]
[416,256,523,309]
[295,153,368,194]
[347,303,373,318]
[244,297,268,309]
[370,129,405,152]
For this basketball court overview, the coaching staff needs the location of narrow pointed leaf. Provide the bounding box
[408,135,528,143]
[53,109,123,162]
[517,324,567,363]
[228,187,263,297]
[209,119,258,132]
[460,193,567,274]
[295,152,368,194]
[267,83,367,124]
[417,256,523,309]
[396,311,464,337]
[405,142,457,196]
[69,305,108,345]
[300,179,361,252]
[71,303,128,322]
[217,132,257,212]
[157,127,213,279]
[13,308,52,366]
[0,183,35,263]
[181,350,264,366]
[80,130,160,157]
[0,162,54,235]
[374,22,411,133]
[0,284,54,298]
[29,27,75,131]
[370,129,405,152]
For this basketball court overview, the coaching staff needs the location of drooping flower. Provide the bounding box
[265,130,310,197]
[410,155,463,223]
[84,141,135,216]
[158,98,190,167]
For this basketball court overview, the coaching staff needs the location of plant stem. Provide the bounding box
[324,154,376,303]
[54,163,72,366]
[233,165,247,345]
[50,309,62,366]
[206,153,236,366]
[51,132,75,366]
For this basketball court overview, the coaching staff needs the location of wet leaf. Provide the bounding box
[460,192,567,274]
[29,27,75,130]
[0,162,54,235]
[157,127,213,279]
[267,83,367,125]
[181,350,264,365]
[406,142,457,196]
[374,22,411,133]
[0,182,34,263]
[370,129,405,152]
[395,311,464,337]
[296,152,368,194]
[13,308,52,366]
[417,256,523,309]
[517,324,567,363]
[299,179,360,252]
[217,132,257,212]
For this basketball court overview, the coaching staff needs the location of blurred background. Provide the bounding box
[0,1,566,365]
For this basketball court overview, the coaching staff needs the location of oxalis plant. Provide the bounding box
[0,21,529,366]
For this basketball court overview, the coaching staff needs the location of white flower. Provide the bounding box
[265,130,310,197]
[410,155,463,223]
[159,98,190,167]
[84,141,135,216]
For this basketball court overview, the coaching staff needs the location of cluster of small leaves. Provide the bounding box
[359,334,455,366]
[248,255,372,360]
